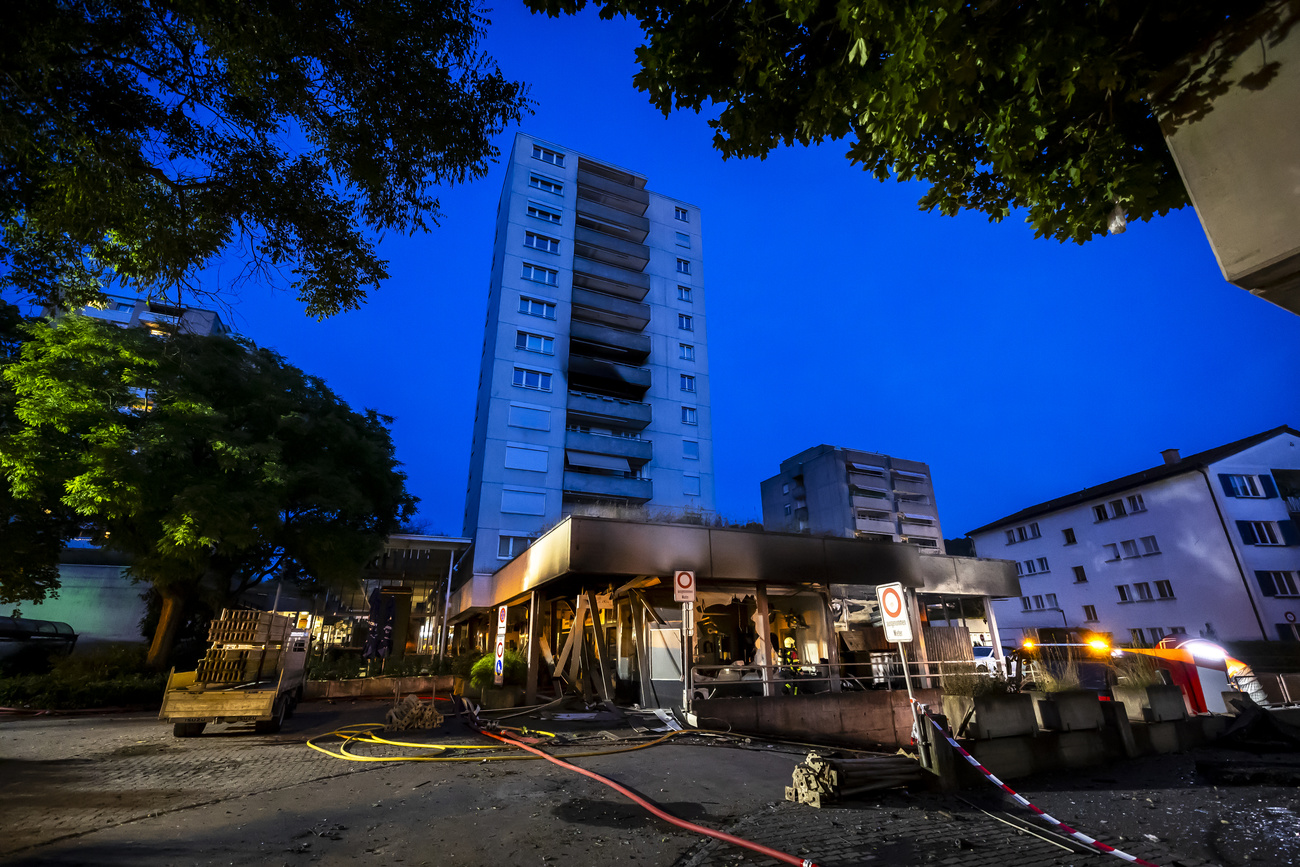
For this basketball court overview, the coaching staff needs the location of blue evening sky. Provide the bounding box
[94,6,1300,538]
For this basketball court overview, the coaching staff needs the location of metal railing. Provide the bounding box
[688,658,1001,699]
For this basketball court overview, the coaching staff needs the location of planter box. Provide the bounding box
[1032,690,1103,732]
[942,692,1038,740]
[479,685,524,709]
[304,674,453,700]
[1114,684,1188,723]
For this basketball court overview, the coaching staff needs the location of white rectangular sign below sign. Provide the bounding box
[673,570,696,603]
[876,582,912,643]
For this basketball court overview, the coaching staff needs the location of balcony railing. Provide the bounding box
[573,257,651,301]
[570,287,652,331]
[564,429,653,463]
[567,355,652,393]
[562,470,653,503]
[576,170,649,216]
[569,319,651,361]
[567,390,652,429]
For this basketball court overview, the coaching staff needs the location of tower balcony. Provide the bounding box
[569,320,651,362]
[576,170,649,216]
[575,199,650,243]
[562,470,653,504]
[570,287,651,331]
[567,355,651,397]
[564,429,653,464]
[573,257,650,302]
[567,390,652,430]
[573,226,650,272]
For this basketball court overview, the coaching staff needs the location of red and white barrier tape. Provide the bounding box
[925,714,1161,867]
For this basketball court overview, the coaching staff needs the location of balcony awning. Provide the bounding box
[849,463,885,474]
[566,451,631,473]
[893,470,927,480]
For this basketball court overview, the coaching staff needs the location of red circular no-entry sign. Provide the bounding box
[880,585,904,619]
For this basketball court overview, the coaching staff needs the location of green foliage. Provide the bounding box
[306,650,369,681]
[0,315,417,664]
[0,643,165,709]
[470,649,527,689]
[0,301,82,608]
[452,651,487,679]
[527,0,1270,242]
[1,0,530,317]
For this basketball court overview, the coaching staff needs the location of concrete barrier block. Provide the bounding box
[1036,691,1104,732]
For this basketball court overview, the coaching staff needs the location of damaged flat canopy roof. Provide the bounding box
[486,516,1020,605]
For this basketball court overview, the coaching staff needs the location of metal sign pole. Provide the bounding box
[682,600,694,713]
[897,640,916,704]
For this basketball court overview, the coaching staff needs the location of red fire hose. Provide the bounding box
[478,728,819,867]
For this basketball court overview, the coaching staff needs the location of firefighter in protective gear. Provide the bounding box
[780,637,801,694]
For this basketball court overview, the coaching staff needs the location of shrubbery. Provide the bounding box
[0,643,164,710]
[469,649,527,689]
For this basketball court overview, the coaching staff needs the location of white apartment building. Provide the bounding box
[760,445,944,550]
[460,134,716,588]
[969,426,1300,646]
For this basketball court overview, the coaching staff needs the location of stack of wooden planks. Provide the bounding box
[785,751,923,808]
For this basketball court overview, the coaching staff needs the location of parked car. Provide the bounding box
[972,645,1017,676]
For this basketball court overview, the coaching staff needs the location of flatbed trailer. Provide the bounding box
[159,611,309,737]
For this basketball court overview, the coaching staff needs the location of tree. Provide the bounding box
[527,0,1277,242]
[0,315,416,667]
[0,301,82,612]
[2,0,530,317]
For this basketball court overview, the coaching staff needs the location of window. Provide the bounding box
[1006,530,1016,545]
[1134,582,1153,601]
[504,443,547,473]
[512,367,552,391]
[1279,623,1300,641]
[1083,605,1098,622]
[1029,522,1041,538]
[1046,593,1059,608]
[784,504,792,516]
[501,487,546,515]
[681,406,698,425]
[1141,535,1160,555]
[1155,580,1175,599]
[1022,559,1038,575]
[527,202,561,224]
[1014,561,1024,576]
[1256,571,1300,597]
[683,441,699,460]
[1105,543,1121,561]
[1117,584,1132,602]
[1109,499,1127,518]
[678,313,694,331]
[1148,627,1166,643]
[1073,565,1088,583]
[515,331,554,354]
[524,232,559,254]
[1129,628,1146,646]
[1221,473,1263,498]
[680,374,696,393]
[1128,494,1147,513]
[528,173,563,194]
[1239,520,1282,545]
[679,343,695,361]
[1033,595,1045,609]
[1016,526,1028,542]
[532,145,564,167]
[1121,539,1141,558]
[1093,505,1110,522]
[508,403,550,431]
[674,206,689,221]
[678,285,693,302]
[1171,626,1187,635]
[676,258,691,275]
[519,296,556,319]
[675,232,691,248]
[522,263,557,285]
[683,475,701,496]
[1063,527,1076,545]
[498,535,532,559]
[1021,597,1032,611]
[1036,557,1050,572]
[782,483,789,494]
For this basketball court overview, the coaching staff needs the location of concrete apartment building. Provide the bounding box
[760,445,944,551]
[460,134,716,588]
[61,292,232,336]
[968,426,1300,646]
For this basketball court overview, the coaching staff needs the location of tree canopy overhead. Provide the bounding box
[0,314,416,666]
[528,0,1270,242]
[2,0,530,317]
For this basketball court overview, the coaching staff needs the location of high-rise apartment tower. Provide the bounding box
[462,135,716,584]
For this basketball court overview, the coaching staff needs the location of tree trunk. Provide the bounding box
[146,590,186,671]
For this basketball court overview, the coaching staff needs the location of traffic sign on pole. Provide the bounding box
[876,582,912,643]
[673,570,696,603]
[494,604,508,686]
